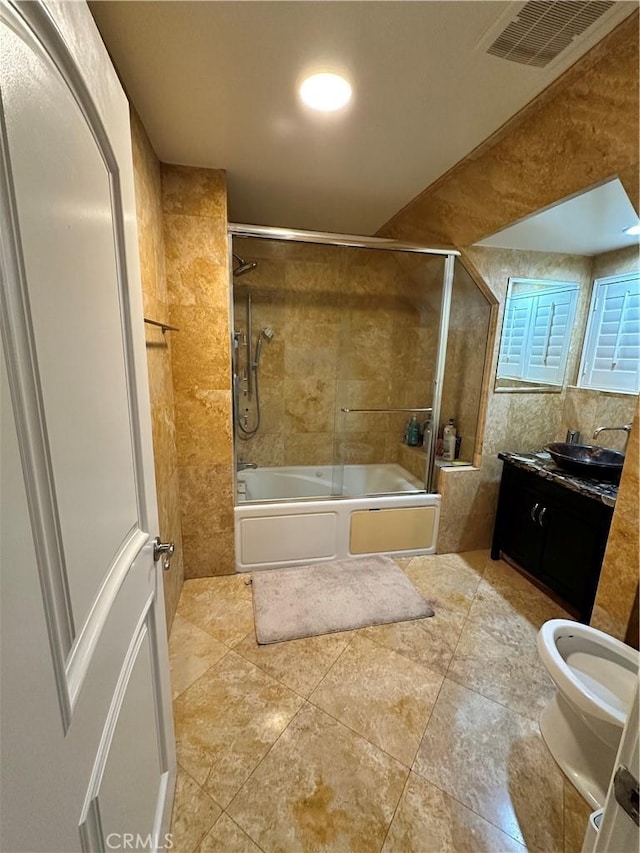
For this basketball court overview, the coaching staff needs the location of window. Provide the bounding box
[578,272,640,394]
[497,279,579,386]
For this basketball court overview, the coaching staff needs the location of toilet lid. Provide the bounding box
[566,651,637,714]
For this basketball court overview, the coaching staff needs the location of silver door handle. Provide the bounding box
[538,507,547,527]
[153,537,175,571]
[530,503,540,523]
[614,765,639,826]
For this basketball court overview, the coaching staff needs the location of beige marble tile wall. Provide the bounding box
[592,244,640,279]
[130,111,184,628]
[435,248,593,553]
[234,238,347,468]
[560,388,637,453]
[376,13,639,564]
[162,165,235,578]
[591,399,639,641]
[231,237,443,470]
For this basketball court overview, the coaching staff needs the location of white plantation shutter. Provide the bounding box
[525,288,578,384]
[497,280,578,385]
[497,296,532,378]
[579,272,640,393]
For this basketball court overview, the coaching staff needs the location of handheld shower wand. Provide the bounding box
[254,327,275,368]
[237,328,275,440]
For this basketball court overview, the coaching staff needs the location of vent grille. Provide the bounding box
[487,1,615,67]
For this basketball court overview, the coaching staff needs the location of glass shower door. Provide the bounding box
[332,248,453,497]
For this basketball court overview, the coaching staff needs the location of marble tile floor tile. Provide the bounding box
[233,629,352,698]
[359,599,467,676]
[176,573,254,648]
[173,652,303,807]
[309,634,443,766]
[382,772,526,852]
[446,619,556,721]
[169,551,592,853]
[413,679,564,850]
[169,613,228,700]
[170,769,221,853]
[197,813,262,853]
[228,702,409,852]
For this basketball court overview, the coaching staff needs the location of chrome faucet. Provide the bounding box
[592,423,633,450]
[237,461,258,471]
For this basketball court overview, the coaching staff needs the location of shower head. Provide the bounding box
[232,252,257,277]
[254,327,275,367]
[234,261,257,277]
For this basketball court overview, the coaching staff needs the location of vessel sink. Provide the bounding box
[546,442,625,482]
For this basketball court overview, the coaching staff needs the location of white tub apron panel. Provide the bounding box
[239,512,338,565]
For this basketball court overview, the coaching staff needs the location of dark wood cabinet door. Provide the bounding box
[495,470,544,575]
[492,460,613,622]
[538,497,609,618]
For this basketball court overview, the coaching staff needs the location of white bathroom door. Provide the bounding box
[0,2,176,851]
[590,683,639,853]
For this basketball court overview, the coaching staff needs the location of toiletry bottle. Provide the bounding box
[442,419,456,460]
[421,417,431,448]
[407,415,420,447]
[455,434,462,459]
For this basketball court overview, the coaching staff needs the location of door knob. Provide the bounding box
[153,537,175,571]
[614,765,639,826]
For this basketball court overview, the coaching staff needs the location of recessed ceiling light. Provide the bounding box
[299,73,352,112]
[623,223,640,236]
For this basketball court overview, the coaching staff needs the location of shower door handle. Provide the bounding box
[341,407,433,414]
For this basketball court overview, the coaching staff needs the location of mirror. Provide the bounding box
[474,177,640,393]
[496,278,579,391]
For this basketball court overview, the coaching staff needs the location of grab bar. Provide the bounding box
[340,407,432,414]
[144,317,179,333]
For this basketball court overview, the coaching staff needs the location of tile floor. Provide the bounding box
[168,550,593,852]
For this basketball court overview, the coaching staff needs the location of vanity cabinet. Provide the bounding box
[491,460,614,622]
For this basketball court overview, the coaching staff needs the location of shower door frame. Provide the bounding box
[228,223,459,494]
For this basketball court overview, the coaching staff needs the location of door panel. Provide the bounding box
[2,15,140,635]
[81,625,165,845]
[0,3,176,851]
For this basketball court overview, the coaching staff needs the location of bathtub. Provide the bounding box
[235,463,440,571]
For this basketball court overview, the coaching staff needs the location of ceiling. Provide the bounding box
[89,1,636,236]
[475,179,640,256]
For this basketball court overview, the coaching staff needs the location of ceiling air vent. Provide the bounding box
[486,0,615,68]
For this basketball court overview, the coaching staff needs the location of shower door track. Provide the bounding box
[229,222,459,256]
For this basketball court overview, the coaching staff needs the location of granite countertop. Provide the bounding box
[498,451,618,507]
